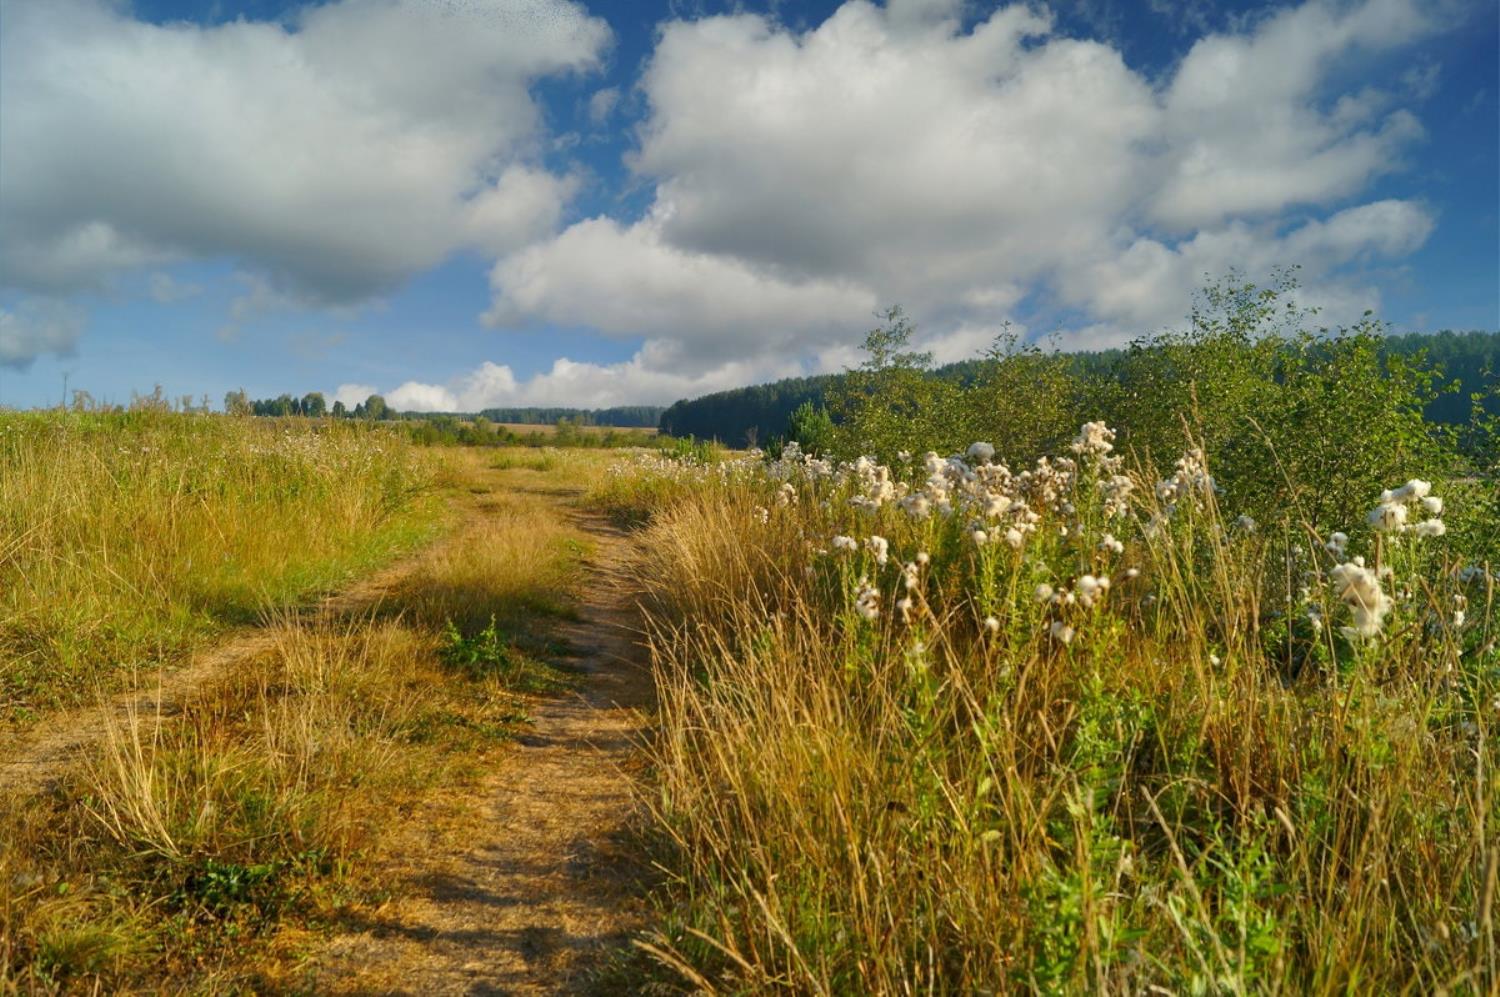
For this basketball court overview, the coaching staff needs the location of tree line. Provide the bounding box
[221,390,662,427]
[660,321,1499,450]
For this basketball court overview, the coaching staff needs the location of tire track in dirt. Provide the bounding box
[0,513,477,793]
[310,514,653,995]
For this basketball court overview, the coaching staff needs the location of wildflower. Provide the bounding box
[1453,609,1466,628]
[1330,561,1392,637]
[754,506,770,525]
[1234,515,1257,532]
[865,535,890,565]
[1005,526,1024,549]
[983,616,1000,634]
[1367,501,1407,532]
[1209,654,1222,667]
[896,596,914,623]
[1124,567,1140,579]
[776,482,798,507]
[971,528,989,546]
[916,551,930,565]
[900,494,932,519]
[897,450,912,462]
[1422,495,1443,515]
[1070,421,1115,459]
[855,578,880,621]
[984,494,1013,518]
[902,561,920,590]
[1384,478,1432,502]
[967,442,996,464]
[1325,532,1349,556]
[1099,533,1124,555]
[1049,621,1075,644]
[831,535,858,553]
[1412,519,1446,539]
[1034,584,1054,603]
[1075,574,1110,608]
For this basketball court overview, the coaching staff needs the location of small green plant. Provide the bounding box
[439,616,570,692]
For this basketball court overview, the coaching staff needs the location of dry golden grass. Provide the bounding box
[0,443,608,992]
[614,444,1497,993]
[0,410,441,719]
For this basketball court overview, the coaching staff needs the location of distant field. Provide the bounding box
[493,422,657,436]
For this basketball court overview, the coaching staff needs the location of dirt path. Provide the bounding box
[310,516,654,995]
[0,511,481,792]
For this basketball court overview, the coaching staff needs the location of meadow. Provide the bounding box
[0,411,439,718]
[0,284,1495,992]
[594,289,1498,992]
[0,424,605,991]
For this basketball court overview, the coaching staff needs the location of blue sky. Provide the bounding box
[0,0,1495,411]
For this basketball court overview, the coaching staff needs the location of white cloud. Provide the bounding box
[0,0,609,301]
[332,383,379,409]
[1151,0,1436,230]
[485,0,1444,389]
[1060,200,1435,329]
[0,299,85,369]
[380,349,808,411]
[587,86,621,124]
[148,272,203,304]
[487,217,878,370]
[1,0,1457,407]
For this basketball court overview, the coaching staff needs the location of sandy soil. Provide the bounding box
[307,517,654,995]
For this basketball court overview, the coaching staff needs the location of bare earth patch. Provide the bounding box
[308,518,653,995]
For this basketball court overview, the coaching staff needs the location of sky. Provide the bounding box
[0,0,1495,412]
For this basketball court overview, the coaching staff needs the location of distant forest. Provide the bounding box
[224,390,663,428]
[659,329,1500,448]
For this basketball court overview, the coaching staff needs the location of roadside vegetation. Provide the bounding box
[604,281,1498,992]
[0,411,441,718]
[0,445,604,991]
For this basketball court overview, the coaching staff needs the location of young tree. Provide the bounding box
[301,391,327,417]
[224,388,252,416]
[829,306,963,460]
[331,399,347,418]
[785,400,836,455]
[361,394,388,420]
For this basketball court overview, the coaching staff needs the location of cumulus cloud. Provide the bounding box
[0,0,610,302]
[1060,199,1435,329]
[332,383,380,409]
[486,217,878,369]
[484,0,1443,391]
[0,300,85,369]
[381,351,808,411]
[3,0,1458,408]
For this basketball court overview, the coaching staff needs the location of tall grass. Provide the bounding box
[0,411,438,715]
[618,432,1497,992]
[0,448,594,991]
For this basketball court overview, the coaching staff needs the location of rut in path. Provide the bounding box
[312,514,654,995]
[0,513,486,794]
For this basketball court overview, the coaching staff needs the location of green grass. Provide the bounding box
[0,446,600,992]
[0,410,442,717]
[612,431,1498,993]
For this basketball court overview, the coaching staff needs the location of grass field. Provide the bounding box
[0,425,609,991]
[490,421,657,437]
[0,411,443,719]
[1,402,1494,992]
[604,429,1497,993]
